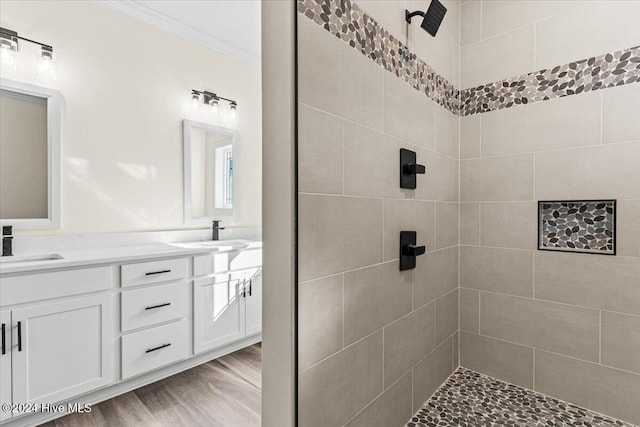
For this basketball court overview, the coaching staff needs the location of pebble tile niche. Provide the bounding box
[538,200,616,255]
[297,0,640,116]
[408,368,634,427]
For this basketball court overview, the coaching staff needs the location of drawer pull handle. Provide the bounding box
[145,302,171,310]
[17,321,22,352]
[146,343,171,353]
[1,323,5,355]
[145,269,171,276]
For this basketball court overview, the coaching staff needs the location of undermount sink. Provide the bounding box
[0,253,64,264]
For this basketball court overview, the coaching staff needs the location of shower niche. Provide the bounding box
[538,200,616,255]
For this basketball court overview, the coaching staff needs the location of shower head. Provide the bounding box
[405,0,448,37]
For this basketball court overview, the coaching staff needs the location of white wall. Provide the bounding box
[0,0,262,235]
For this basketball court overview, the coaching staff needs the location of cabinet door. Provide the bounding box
[0,311,11,422]
[244,272,262,337]
[12,294,114,409]
[193,275,245,354]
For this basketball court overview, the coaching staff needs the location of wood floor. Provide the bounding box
[40,344,261,427]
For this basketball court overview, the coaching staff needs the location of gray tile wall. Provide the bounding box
[297,9,460,425]
[459,14,640,421]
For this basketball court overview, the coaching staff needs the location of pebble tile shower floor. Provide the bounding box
[408,368,634,427]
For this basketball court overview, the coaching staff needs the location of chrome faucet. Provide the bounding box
[2,226,13,257]
[212,220,225,241]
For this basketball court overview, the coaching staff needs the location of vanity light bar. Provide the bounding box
[0,27,53,55]
[191,89,238,110]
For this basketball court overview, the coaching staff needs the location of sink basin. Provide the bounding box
[171,239,259,251]
[0,253,64,264]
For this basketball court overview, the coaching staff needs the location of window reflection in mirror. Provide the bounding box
[184,120,237,223]
[0,80,60,229]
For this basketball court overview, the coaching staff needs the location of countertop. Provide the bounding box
[0,239,262,275]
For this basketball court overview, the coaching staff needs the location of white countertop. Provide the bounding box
[0,239,262,275]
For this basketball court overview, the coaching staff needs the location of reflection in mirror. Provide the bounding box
[183,120,238,224]
[0,79,60,229]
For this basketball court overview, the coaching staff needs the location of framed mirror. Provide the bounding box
[0,78,61,229]
[183,120,238,224]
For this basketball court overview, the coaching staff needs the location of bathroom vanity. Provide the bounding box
[0,239,262,427]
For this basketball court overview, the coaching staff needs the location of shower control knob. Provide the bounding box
[400,231,426,271]
[404,163,426,175]
[400,148,426,189]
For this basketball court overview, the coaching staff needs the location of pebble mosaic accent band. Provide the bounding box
[462,46,640,116]
[538,200,616,255]
[298,0,640,117]
[297,0,460,114]
[408,368,633,427]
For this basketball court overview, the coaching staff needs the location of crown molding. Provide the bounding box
[101,1,259,68]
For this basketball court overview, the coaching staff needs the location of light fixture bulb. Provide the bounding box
[36,46,57,80]
[190,91,200,110]
[229,102,237,119]
[0,37,18,71]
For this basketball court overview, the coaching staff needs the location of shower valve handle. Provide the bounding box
[404,163,426,175]
[403,244,426,257]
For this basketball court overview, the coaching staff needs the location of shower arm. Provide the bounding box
[405,10,426,23]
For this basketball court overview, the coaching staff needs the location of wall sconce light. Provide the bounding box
[0,27,56,79]
[190,89,238,117]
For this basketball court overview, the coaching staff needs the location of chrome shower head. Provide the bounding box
[406,0,448,37]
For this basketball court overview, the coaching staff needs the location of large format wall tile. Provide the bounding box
[460,114,481,159]
[461,25,534,88]
[344,372,412,427]
[298,104,343,194]
[460,0,481,46]
[535,142,640,200]
[461,154,534,202]
[535,251,640,316]
[479,202,537,250]
[436,289,459,345]
[481,0,579,40]
[436,202,459,249]
[299,275,344,371]
[299,332,383,427]
[344,122,414,199]
[416,148,459,202]
[435,106,460,158]
[299,194,382,281]
[535,350,640,426]
[460,288,479,333]
[460,331,534,389]
[601,311,640,375]
[383,72,435,149]
[602,83,640,144]
[460,203,479,245]
[617,200,640,258]
[413,247,458,308]
[535,1,640,71]
[384,303,436,387]
[480,292,600,362]
[383,199,435,262]
[344,261,412,346]
[412,337,454,412]
[460,246,534,297]
[480,92,601,157]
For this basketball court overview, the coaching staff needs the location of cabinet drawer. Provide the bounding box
[1,267,112,306]
[121,258,188,288]
[121,282,187,332]
[121,319,188,379]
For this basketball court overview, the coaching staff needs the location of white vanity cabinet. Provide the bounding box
[11,295,113,410]
[0,311,12,423]
[0,242,261,426]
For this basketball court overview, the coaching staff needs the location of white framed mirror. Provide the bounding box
[183,119,238,224]
[0,78,61,230]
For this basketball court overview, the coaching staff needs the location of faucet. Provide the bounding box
[212,220,225,241]
[2,226,13,257]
